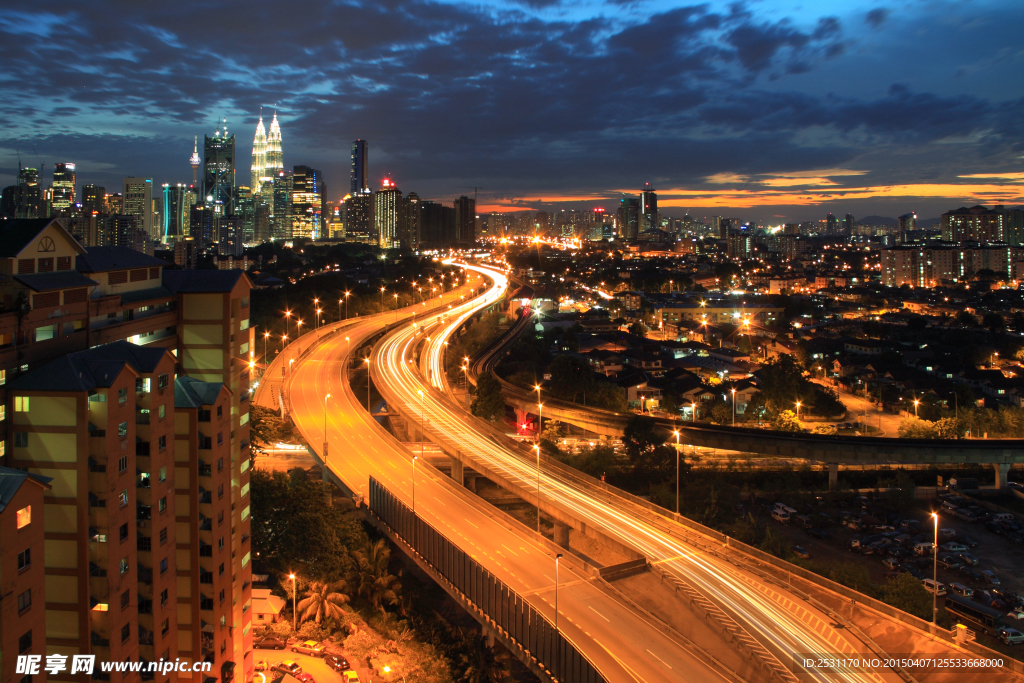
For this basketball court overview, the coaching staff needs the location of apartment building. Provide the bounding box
[0,218,253,682]
[0,467,52,683]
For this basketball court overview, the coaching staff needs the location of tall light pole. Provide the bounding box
[322,394,331,462]
[795,401,801,422]
[932,512,939,624]
[380,286,386,314]
[289,573,297,633]
[555,552,563,675]
[364,358,371,412]
[412,455,418,513]
[313,297,319,330]
[345,291,351,320]
[914,399,920,417]
[394,293,399,321]
[284,309,292,339]
[263,330,270,366]
[417,389,425,463]
[673,430,681,514]
[533,444,541,532]
[731,388,736,426]
[281,334,288,351]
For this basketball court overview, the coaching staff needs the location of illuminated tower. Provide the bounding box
[189,136,201,185]
[266,113,283,178]
[203,119,235,213]
[51,162,76,212]
[375,178,402,249]
[251,117,267,193]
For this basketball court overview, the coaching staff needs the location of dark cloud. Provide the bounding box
[864,8,891,28]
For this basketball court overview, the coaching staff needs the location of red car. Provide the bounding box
[295,675,317,683]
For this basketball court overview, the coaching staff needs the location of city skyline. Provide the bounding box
[1,1,1022,221]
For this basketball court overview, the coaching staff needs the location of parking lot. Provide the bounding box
[766,489,1024,650]
[253,642,361,683]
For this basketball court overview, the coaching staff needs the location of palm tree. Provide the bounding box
[297,579,349,624]
[353,539,401,613]
[458,629,510,683]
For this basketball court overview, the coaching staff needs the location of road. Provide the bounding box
[275,278,728,683]
[372,263,905,683]
[809,379,902,437]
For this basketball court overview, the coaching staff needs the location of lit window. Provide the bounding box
[118,421,128,438]
[119,489,128,507]
[16,505,31,529]
[14,396,29,412]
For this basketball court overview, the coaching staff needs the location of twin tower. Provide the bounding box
[250,114,283,194]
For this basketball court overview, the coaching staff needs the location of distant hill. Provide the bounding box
[857,215,897,226]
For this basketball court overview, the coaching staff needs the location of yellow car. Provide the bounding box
[342,672,361,682]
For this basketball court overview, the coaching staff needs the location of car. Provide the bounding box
[955,509,980,523]
[958,566,982,582]
[959,536,979,548]
[938,528,957,540]
[295,675,317,683]
[1007,609,1024,622]
[997,627,1024,645]
[986,521,1005,535]
[342,672,362,682]
[255,637,287,650]
[901,564,924,580]
[887,546,908,559]
[324,654,352,672]
[956,552,979,566]
[936,554,962,570]
[981,570,1000,586]
[940,542,968,553]
[882,557,900,571]
[806,528,831,539]
[1005,530,1024,544]
[922,579,947,596]
[950,583,974,598]
[979,591,1008,611]
[292,640,326,657]
[792,546,810,559]
[272,662,303,676]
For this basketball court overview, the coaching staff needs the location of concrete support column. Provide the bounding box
[828,463,839,490]
[553,522,570,548]
[465,473,477,493]
[450,456,464,486]
[994,463,1011,488]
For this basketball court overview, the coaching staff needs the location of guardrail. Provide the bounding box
[369,476,607,683]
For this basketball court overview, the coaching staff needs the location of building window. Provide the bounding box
[158,496,166,512]
[158,435,166,451]
[14,431,28,447]
[217,457,223,472]
[136,377,151,393]
[216,432,223,446]
[118,388,128,405]
[0,405,5,421]
[118,455,128,473]
[217,405,223,418]
[118,489,128,507]
[160,558,168,574]
[121,623,131,643]
[14,396,29,412]
[16,505,31,529]
[161,618,169,636]
[218,562,225,576]
[158,404,165,419]
[121,590,130,609]
[158,465,166,482]
[0,369,5,385]
[119,523,128,542]
[158,373,169,389]
[118,421,128,438]
[218,537,224,550]
[17,589,31,612]
[120,557,129,574]
[19,630,31,653]
[217,484,223,499]
[17,548,30,570]
[159,527,167,544]
[160,589,168,607]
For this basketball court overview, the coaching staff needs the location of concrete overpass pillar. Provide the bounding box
[553,522,570,548]
[994,463,1011,488]
[450,456,464,486]
[828,463,839,490]
[465,473,477,493]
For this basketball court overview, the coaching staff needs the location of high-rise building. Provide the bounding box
[13,167,42,219]
[82,184,105,216]
[351,139,369,195]
[344,191,373,242]
[419,200,455,245]
[1006,208,1024,247]
[271,171,293,240]
[51,162,76,213]
[123,177,154,239]
[640,183,658,232]
[190,136,202,186]
[454,195,475,245]
[825,213,839,235]
[728,233,752,258]
[162,183,197,243]
[843,213,856,234]
[899,212,917,234]
[251,117,267,192]
[203,119,236,213]
[266,114,283,179]
[375,179,402,249]
[617,195,640,240]
[941,205,1004,242]
[402,192,420,248]
[291,166,324,240]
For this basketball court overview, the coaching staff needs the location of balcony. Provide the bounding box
[138,599,152,615]
[89,562,107,578]
[138,564,153,584]
[138,625,154,646]
[198,487,212,505]
[199,461,212,477]
[136,410,151,425]
[91,632,110,647]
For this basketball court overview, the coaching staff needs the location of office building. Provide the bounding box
[419,200,455,246]
[265,114,283,181]
[899,212,917,235]
[640,183,658,233]
[727,233,752,258]
[344,191,373,242]
[291,166,323,240]
[618,196,640,241]
[843,213,856,234]
[203,120,236,214]
[12,167,43,219]
[454,195,475,245]
[51,162,76,213]
[162,183,196,244]
[123,178,154,240]
[83,184,106,216]
[251,117,267,193]
[402,192,420,248]
[271,171,293,240]
[941,205,1005,242]
[351,139,369,195]
[375,179,402,249]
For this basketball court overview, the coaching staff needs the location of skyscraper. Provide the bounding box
[402,192,420,248]
[344,191,373,241]
[189,136,201,185]
[375,178,402,249]
[51,162,76,212]
[203,119,236,213]
[162,183,196,243]
[266,113,283,178]
[251,117,267,193]
[291,165,323,240]
[123,177,154,238]
[271,170,293,240]
[351,139,369,194]
[82,184,105,216]
[618,195,640,240]
[843,213,856,234]
[454,195,475,245]
[640,183,658,232]
[15,167,42,219]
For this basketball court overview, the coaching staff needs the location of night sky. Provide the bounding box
[2,0,1023,222]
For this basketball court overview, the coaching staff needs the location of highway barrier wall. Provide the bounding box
[368,477,606,683]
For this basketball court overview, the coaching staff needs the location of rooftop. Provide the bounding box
[77,245,167,272]
[0,466,52,513]
[163,269,249,294]
[0,218,85,258]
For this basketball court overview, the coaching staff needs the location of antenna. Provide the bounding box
[459,186,484,206]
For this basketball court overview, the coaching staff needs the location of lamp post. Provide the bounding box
[394,293,399,321]
[313,297,319,330]
[533,444,541,532]
[263,330,270,366]
[932,512,939,624]
[731,388,736,426]
[417,389,425,463]
[364,358,371,412]
[380,286,386,314]
[289,573,297,633]
[673,430,681,514]
[534,385,542,441]
[316,308,322,333]
[914,399,920,417]
[296,319,303,338]
[345,291,351,320]
[322,393,331,461]
[555,552,563,675]
[795,401,801,421]
[284,309,292,338]
[412,455,418,513]
[281,334,288,351]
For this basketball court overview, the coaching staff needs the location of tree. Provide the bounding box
[248,404,281,460]
[548,355,594,403]
[353,539,402,614]
[982,312,1005,333]
[955,310,978,328]
[622,415,674,477]
[828,563,874,594]
[471,374,506,422]
[882,572,933,620]
[770,410,802,432]
[628,321,647,337]
[751,355,811,416]
[297,580,349,624]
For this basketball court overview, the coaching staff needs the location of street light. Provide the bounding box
[263,330,270,365]
[673,430,681,514]
[731,388,736,426]
[281,333,288,351]
[914,399,920,417]
[344,291,351,320]
[412,455,418,513]
[533,385,542,441]
[931,512,939,624]
[394,293,399,321]
[533,444,542,532]
[364,358,372,412]
[555,552,564,675]
[322,394,331,461]
[795,401,801,421]
[313,297,319,330]
[380,286,386,313]
[289,573,297,633]
[284,309,292,338]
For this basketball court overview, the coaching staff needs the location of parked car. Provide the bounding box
[986,521,1005,535]
[772,509,791,523]
[938,528,957,541]
[979,591,1008,611]
[940,542,968,553]
[955,552,979,566]
[950,583,974,598]
[291,640,326,657]
[997,627,1024,645]
[922,579,947,596]
[887,546,908,559]
[955,509,980,523]
[255,637,287,650]
[792,546,810,559]
[794,515,813,529]
[295,675,317,683]
[959,536,979,548]
[806,528,830,539]
[901,564,924,580]
[959,566,983,582]
[324,654,352,672]
[1006,609,1024,622]
[882,557,900,571]
[937,554,962,570]
[981,570,1001,586]
[1005,530,1024,544]
[272,662,303,676]
[913,542,934,556]
[342,672,362,682]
